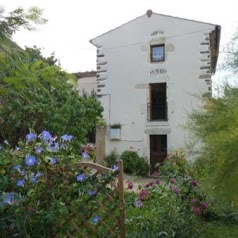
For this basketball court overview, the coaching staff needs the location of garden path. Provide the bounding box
[123,174,158,191]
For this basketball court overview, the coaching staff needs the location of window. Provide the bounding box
[148,83,167,121]
[150,44,165,62]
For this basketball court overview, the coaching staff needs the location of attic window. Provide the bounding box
[150,44,165,62]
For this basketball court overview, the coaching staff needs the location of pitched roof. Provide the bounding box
[90,10,220,44]
[90,10,221,74]
[73,71,96,79]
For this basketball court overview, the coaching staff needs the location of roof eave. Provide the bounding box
[211,25,221,75]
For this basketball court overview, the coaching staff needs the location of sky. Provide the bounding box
[1,0,238,76]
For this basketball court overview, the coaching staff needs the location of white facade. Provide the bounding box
[75,71,97,96]
[90,10,220,172]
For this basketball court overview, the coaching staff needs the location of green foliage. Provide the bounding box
[0,47,102,149]
[188,85,238,207]
[0,7,47,38]
[0,7,102,148]
[120,151,150,176]
[159,150,195,179]
[222,29,238,73]
[110,123,121,128]
[0,7,47,66]
[105,151,119,168]
[0,132,119,237]
[25,45,59,66]
[125,152,207,237]
[200,221,238,238]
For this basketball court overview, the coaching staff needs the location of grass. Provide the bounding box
[201,221,238,238]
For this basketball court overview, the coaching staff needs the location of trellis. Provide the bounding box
[60,160,125,238]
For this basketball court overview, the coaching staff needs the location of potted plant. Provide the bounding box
[109,123,121,140]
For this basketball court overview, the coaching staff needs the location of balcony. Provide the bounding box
[147,103,168,121]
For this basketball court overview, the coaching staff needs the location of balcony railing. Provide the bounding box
[147,103,168,121]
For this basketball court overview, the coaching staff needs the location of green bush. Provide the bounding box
[120,151,150,176]
[0,131,118,237]
[105,151,119,168]
[125,151,208,237]
[159,150,195,179]
[0,45,103,149]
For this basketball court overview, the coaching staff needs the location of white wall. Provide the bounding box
[77,76,97,95]
[91,13,217,159]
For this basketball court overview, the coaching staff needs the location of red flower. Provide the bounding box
[191,179,198,187]
[193,206,201,215]
[170,178,176,184]
[172,186,180,194]
[155,179,161,185]
[146,181,154,187]
[139,189,149,200]
[127,181,134,190]
[191,198,198,205]
[201,201,208,209]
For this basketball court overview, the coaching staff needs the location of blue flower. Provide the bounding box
[31,176,37,184]
[0,145,3,152]
[17,179,25,187]
[13,164,21,171]
[15,146,21,151]
[20,169,26,176]
[36,171,43,177]
[35,146,44,153]
[61,134,73,141]
[87,189,96,196]
[3,193,15,205]
[91,215,101,224]
[40,130,52,141]
[60,143,66,150]
[134,200,143,208]
[26,133,37,141]
[76,174,85,182]
[48,142,59,152]
[82,152,89,158]
[49,157,57,165]
[25,154,37,166]
[112,165,118,172]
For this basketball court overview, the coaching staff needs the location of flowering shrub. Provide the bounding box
[120,150,150,176]
[0,131,119,237]
[81,143,96,160]
[105,151,119,168]
[125,151,208,237]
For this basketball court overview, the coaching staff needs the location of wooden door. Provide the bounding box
[150,135,167,174]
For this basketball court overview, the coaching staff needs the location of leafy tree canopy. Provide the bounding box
[188,31,238,208]
[188,85,238,207]
[0,7,103,150]
[0,6,47,38]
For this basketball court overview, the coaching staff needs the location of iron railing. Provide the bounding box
[147,103,168,121]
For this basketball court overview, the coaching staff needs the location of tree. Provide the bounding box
[0,7,47,82]
[0,7,47,61]
[25,45,59,66]
[222,29,238,73]
[188,31,238,208]
[0,8,103,149]
[188,87,238,207]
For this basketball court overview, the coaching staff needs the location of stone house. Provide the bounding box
[90,10,221,173]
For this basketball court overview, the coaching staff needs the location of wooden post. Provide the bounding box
[118,160,125,238]
[96,125,106,164]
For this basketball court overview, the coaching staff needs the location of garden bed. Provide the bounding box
[201,221,238,238]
